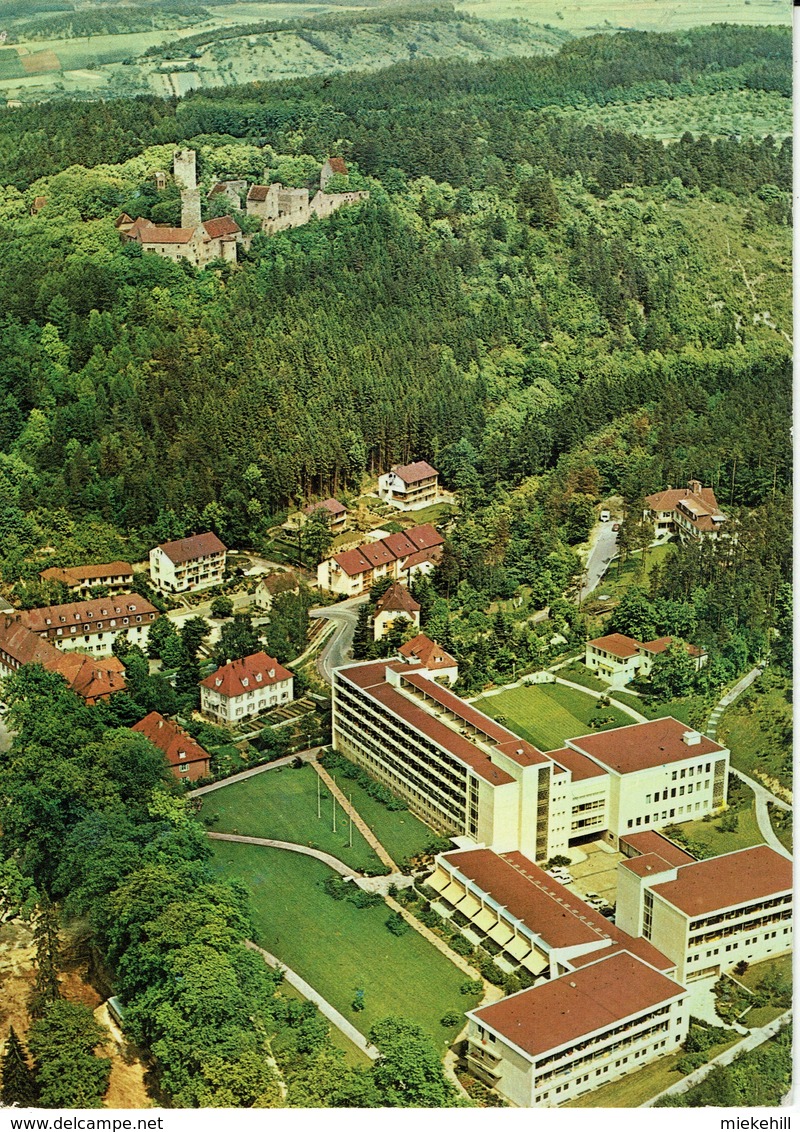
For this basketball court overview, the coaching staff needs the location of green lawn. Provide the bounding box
[556,660,608,693]
[198,764,385,874]
[670,783,764,858]
[277,981,372,1068]
[718,673,792,796]
[611,690,710,729]
[737,954,792,993]
[563,1036,740,1108]
[325,764,434,865]
[210,842,481,1045]
[476,682,631,752]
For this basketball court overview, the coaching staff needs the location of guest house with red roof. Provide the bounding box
[200,651,294,724]
[39,561,135,596]
[373,582,421,640]
[378,460,440,510]
[132,711,211,782]
[149,532,227,594]
[317,524,444,596]
[585,632,706,688]
[0,615,126,704]
[19,594,158,655]
[332,657,729,855]
[645,479,727,541]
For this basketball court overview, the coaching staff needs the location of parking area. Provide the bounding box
[562,841,625,906]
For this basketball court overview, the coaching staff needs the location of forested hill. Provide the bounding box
[0,24,791,587]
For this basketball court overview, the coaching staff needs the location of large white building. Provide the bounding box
[19,593,159,656]
[616,842,792,984]
[149,532,227,594]
[331,657,730,856]
[377,461,440,510]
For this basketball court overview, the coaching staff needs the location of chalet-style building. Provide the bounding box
[19,594,158,656]
[39,561,134,596]
[584,633,706,688]
[254,571,301,612]
[132,711,211,782]
[317,524,444,597]
[199,651,294,724]
[373,582,421,641]
[304,498,348,534]
[378,461,440,510]
[0,615,126,704]
[149,532,226,594]
[645,480,727,541]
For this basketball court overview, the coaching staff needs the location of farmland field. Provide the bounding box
[475,681,632,752]
[458,0,789,32]
[210,841,481,1043]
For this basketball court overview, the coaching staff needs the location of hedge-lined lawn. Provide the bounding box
[611,690,710,729]
[322,758,434,865]
[476,683,631,752]
[198,764,385,874]
[210,842,480,1045]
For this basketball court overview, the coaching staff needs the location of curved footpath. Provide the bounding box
[704,665,792,859]
[207,831,358,876]
[642,1009,791,1107]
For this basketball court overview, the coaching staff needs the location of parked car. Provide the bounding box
[612,522,620,532]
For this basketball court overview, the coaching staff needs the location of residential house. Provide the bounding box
[149,532,227,594]
[200,650,294,724]
[584,633,706,688]
[398,633,459,684]
[19,594,158,656]
[132,711,211,782]
[304,498,348,534]
[378,461,440,510]
[254,571,301,612]
[332,657,729,853]
[317,524,444,597]
[39,561,134,596]
[645,480,727,542]
[0,616,126,704]
[616,843,792,984]
[373,582,421,641]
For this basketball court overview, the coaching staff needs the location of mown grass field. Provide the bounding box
[198,763,385,874]
[323,762,434,865]
[475,681,631,751]
[459,0,788,33]
[210,841,481,1043]
[611,689,710,730]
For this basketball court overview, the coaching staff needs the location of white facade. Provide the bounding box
[149,536,226,594]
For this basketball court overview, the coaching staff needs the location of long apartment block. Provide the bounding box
[332,658,730,857]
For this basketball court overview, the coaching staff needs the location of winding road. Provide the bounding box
[310,594,368,683]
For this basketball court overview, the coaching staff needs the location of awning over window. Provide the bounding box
[425,868,450,893]
[505,935,532,962]
[473,908,498,932]
[521,949,549,976]
[456,893,482,918]
[488,921,514,947]
[440,882,464,904]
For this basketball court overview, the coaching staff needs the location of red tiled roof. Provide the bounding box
[200,651,292,699]
[333,547,372,577]
[40,561,133,586]
[361,540,396,568]
[115,213,133,227]
[304,498,347,517]
[568,717,724,775]
[391,461,438,485]
[620,830,695,866]
[587,632,640,659]
[0,616,62,668]
[639,636,673,655]
[646,488,687,512]
[471,951,684,1060]
[247,185,271,201]
[202,215,241,240]
[620,853,676,879]
[156,532,226,565]
[405,524,444,551]
[258,571,300,596]
[330,525,442,577]
[399,633,456,670]
[549,746,607,782]
[374,583,420,616]
[139,226,196,245]
[0,617,125,701]
[652,845,792,917]
[126,216,155,238]
[402,546,443,571]
[132,711,210,770]
[382,531,417,558]
[20,593,157,633]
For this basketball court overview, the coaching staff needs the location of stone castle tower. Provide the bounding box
[174,148,201,229]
